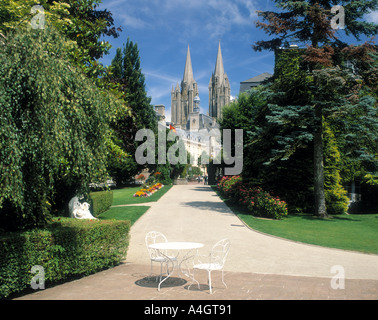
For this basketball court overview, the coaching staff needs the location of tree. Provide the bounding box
[106,39,157,183]
[0,27,123,231]
[253,0,377,217]
[0,0,122,78]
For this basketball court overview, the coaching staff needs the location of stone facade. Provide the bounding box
[171,45,199,128]
[171,42,230,127]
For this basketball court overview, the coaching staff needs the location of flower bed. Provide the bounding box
[133,183,164,197]
[217,176,288,219]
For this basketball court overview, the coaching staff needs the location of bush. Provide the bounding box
[217,175,243,200]
[325,188,349,215]
[244,187,288,219]
[0,218,130,299]
[154,166,173,185]
[218,176,288,219]
[90,191,114,217]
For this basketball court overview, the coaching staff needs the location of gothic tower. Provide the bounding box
[209,41,230,120]
[171,45,199,128]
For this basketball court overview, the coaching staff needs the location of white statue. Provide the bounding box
[72,202,97,220]
[69,196,97,220]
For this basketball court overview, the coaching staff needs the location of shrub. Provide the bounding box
[325,188,349,215]
[90,191,114,217]
[217,175,243,200]
[0,218,130,299]
[218,176,288,219]
[244,187,288,219]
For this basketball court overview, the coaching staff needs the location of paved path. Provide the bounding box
[16,185,378,300]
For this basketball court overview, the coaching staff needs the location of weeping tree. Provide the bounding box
[253,0,377,217]
[0,27,122,231]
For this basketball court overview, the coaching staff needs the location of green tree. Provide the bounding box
[0,0,122,78]
[253,0,377,217]
[106,40,158,183]
[122,38,157,132]
[0,27,122,231]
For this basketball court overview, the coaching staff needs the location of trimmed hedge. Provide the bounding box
[90,190,113,217]
[0,218,130,299]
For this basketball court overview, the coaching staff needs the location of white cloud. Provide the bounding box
[103,0,258,38]
[366,11,378,23]
[117,12,149,29]
[144,70,181,84]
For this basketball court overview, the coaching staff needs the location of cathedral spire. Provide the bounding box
[183,44,194,83]
[209,40,230,119]
[214,40,225,77]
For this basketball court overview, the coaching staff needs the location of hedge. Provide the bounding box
[0,218,130,299]
[90,190,114,217]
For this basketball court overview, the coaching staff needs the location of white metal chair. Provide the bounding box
[189,238,230,294]
[145,231,176,282]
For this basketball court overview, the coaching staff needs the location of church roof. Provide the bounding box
[214,41,225,77]
[241,72,272,83]
[183,44,195,84]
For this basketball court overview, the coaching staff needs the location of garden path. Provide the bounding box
[127,184,378,280]
[16,184,378,300]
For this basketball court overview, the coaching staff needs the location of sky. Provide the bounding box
[98,0,377,122]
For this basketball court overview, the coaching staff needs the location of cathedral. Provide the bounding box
[171,41,231,128]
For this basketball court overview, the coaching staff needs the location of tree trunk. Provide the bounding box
[314,105,328,218]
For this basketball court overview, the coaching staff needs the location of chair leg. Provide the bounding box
[189,268,200,291]
[159,262,163,282]
[221,269,227,288]
[208,270,212,294]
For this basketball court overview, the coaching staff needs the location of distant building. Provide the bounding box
[171,42,230,128]
[171,45,199,128]
[176,95,221,167]
[208,41,231,120]
[168,43,229,167]
[239,72,273,94]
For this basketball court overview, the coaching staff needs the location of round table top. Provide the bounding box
[149,241,204,250]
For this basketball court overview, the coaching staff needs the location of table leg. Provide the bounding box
[178,248,198,279]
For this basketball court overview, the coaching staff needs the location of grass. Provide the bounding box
[239,212,378,254]
[97,184,172,225]
[212,186,378,255]
[98,206,150,225]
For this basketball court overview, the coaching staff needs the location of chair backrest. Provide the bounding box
[145,231,168,259]
[210,238,230,268]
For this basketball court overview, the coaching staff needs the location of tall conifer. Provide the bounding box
[254,0,377,217]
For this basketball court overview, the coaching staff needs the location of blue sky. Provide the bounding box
[98,0,377,122]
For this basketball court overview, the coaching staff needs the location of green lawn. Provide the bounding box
[98,184,172,225]
[239,212,378,254]
[213,187,378,254]
[98,206,150,225]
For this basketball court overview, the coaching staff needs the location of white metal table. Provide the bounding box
[148,241,204,291]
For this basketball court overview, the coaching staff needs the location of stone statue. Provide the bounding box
[68,196,97,220]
